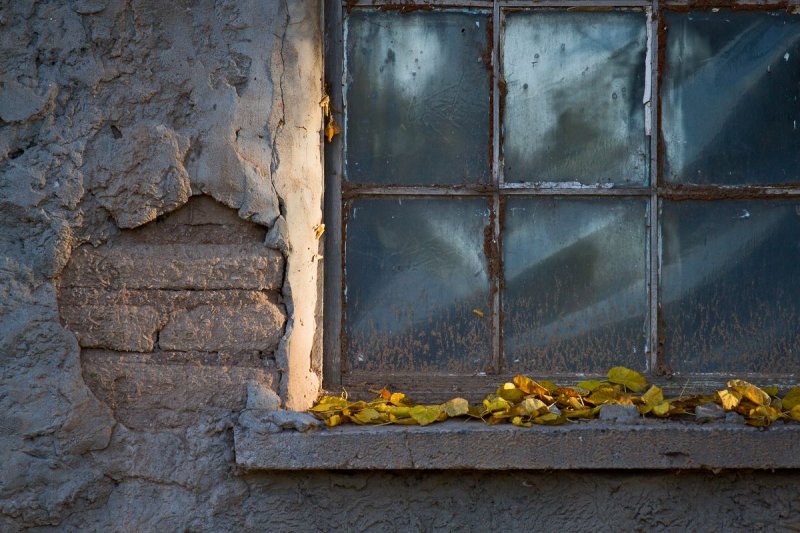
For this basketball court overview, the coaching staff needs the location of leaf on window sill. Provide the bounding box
[309,368,800,429]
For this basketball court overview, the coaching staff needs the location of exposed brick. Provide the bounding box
[159,303,285,354]
[82,350,280,430]
[60,243,284,290]
[61,304,161,352]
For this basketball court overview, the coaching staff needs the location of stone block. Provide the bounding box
[82,350,280,429]
[159,303,285,354]
[60,304,160,352]
[60,243,284,290]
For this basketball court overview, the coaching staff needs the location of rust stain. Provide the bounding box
[340,200,351,375]
[377,3,435,14]
[666,2,793,13]
[486,12,495,183]
[659,185,800,200]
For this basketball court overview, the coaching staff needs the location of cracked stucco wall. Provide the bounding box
[1,1,799,531]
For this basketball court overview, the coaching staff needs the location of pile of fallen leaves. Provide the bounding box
[310,366,800,428]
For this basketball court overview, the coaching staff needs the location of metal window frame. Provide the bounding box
[324,0,800,400]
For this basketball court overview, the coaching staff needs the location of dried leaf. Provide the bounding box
[782,386,800,410]
[325,114,341,142]
[389,392,410,406]
[727,380,771,406]
[319,94,330,117]
[514,397,548,417]
[607,366,648,392]
[576,380,605,392]
[511,416,532,428]
[443,398,469,417]
[512,375,550,398]
[788,405,800,422]
[763,386,779,397]
[351,408,380,424]
[717,389,742,410]
[497,382,525,403]
[641,385,664,407]
[410,405,441,426]
[538,380,559,393]
[314,223,325,240]
[324,414,344,427]
[471,308,484,318]
[482,395,511,414]
[533,412,565,426]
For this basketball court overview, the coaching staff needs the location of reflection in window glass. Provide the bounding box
[345,10,490,185]
[503,11,648,185]
[503,198,648,373]
[662,201,800,373]
[663,11,800,185]
[345,198,492,372]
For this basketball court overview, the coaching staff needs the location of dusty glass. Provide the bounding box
[661,200,800,373]
[503,198,648,373]
[662,11,800,185]
[345,10,491,185]
[345,198,492,373]
[503,11,648,185]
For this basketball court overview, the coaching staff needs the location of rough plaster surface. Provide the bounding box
[1,0,799,531]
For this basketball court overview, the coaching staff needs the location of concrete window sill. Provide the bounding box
[233,411,800,471]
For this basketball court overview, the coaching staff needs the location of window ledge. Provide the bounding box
[234,409,800,471]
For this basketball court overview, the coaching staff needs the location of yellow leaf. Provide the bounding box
[717,389,742,410]
[533,412,565,426]
[389,392,410,406]
[514,397,548,417]
[763,386,779,397]
[319,94,330,117]
[563,407,600,419]
[576,380,604,392]
[788,405,800,422]
[443,398,469,417]
[538,380,559,393]
[607,366,648,392]
[324,414,343,427]
[727,380,770,406]
[652,401,671,417]
[641,385,664,407]
[482,394,511,414]
[351,408,380,424]
[325,114,341,142]
[387,405,411,419]
[512,375,550,398]
[782,386,800,410]
[511,416,532,428]
[314,223,325,240]
[497,383,525,403]
[410,405,441,426]
[587,385,620,405]
[471,308,484,318]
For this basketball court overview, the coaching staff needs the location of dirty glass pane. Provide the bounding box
[503,198,648,373]
[345,10,490,185]
[503,11,648,186]
[662,11,800,185]
[662,201,800,373]
[345,198,492,373]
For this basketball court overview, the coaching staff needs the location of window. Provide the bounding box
[323,1,800,400]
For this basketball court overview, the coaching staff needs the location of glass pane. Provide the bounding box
[345,10,490,185]
[662,201,800,373]
[663,11,800,185]
[503,11,648,186]
[503,198,648,373]
[345,198,492,373]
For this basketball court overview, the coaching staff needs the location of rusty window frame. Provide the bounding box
[324,0,800,401]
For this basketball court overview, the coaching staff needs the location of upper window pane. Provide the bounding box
[662,11,800,185]
[502,11,648,186]
[345,10,491,185]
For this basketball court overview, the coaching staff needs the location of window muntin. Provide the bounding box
[325,2,800,395]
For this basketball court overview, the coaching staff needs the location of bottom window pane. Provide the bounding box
[503,198,648,373]
[662,200,800,373]
[345,198,492,373]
